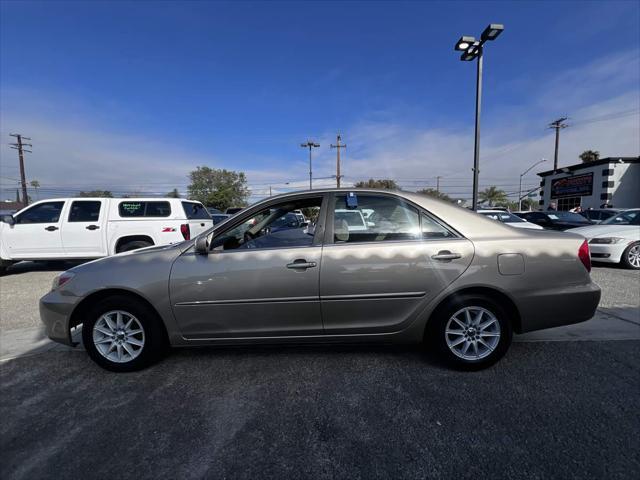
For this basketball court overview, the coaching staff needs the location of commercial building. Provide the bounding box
[537,157,639,211]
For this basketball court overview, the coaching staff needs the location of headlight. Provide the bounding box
[589,237,625,245]
[51,271,75,291]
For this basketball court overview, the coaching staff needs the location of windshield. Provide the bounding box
[546,211,590,223]
[602,210,640,226]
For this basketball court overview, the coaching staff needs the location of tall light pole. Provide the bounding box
[300,140,320,189]
[519,158,546,210]
[454,24,504,211]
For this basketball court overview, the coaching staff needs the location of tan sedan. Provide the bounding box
[40,189,600,372]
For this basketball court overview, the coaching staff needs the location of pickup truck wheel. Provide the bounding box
[427,295,512,371]
[117,240,153,253]
[82,295,168,372]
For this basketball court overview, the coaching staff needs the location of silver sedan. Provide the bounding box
[40,189,600,372]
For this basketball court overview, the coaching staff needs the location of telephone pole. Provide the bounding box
[9,133,32,206]
[330,134,346,188]
[300,140,320,189]
[548,118,568,172]
[436,176,442,193]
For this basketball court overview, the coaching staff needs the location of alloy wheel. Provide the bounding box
[92,310,146,363]
[628,245,640,268]
[445,306,501,361]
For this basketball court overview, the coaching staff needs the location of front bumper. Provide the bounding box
[516,281,601,333]
[39,289,81,346]
[588,243,627,264]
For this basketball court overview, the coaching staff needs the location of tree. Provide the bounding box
[77,190,113,198]
[478,186,507,207]
[30,180,40,200]
[579,150,600,163]
[187,166,249,210]
[165,188,180,198]
[417,188,452,202]
[354,179,399,190]
[519,198,537,211]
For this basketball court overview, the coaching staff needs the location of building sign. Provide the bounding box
[550,173,593,199]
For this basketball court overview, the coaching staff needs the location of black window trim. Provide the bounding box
[323,191,463,246]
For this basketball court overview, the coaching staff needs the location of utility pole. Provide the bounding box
[330,134,346,188]
[548,118,568,172]
[269,185,272,197]
[300,140,320,189]
[436,176,442,193]
[9,134,32,206]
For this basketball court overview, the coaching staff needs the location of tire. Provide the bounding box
[117,240,153,253]
[621,242,640,270]
[427,295,513,371]
[82,295,168,372]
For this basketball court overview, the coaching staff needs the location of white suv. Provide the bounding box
[0,197,212,271]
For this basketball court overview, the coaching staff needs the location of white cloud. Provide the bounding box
[1,50,638,203]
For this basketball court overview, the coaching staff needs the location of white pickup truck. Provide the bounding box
[0,197,212,272]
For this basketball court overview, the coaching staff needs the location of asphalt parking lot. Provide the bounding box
[1,261,639,479]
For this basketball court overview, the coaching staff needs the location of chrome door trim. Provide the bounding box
[321,291,426,301]
[175,295,319,306]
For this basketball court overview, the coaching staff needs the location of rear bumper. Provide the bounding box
[39,290,80,346]
[516,281,601,333]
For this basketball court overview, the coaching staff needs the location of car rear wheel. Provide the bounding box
[428,295,513,370]
[82,295,168,372]
[621,242,640,270]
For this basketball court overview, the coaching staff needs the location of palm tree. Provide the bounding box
[30,180,40,200]
[479,186,507,207]
[579,150,600,163]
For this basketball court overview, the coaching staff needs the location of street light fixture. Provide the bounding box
[453,23,504,211]
[300,140,320,189]
[519,158,546,210]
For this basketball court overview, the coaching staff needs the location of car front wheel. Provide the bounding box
[428,295,513,370]
[621,242,640,270]
[82,295,168,372]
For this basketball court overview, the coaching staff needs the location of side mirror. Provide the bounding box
[194,235,209,255]
[1,215,15,225]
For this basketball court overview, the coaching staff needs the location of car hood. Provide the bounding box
[569,224,638,239]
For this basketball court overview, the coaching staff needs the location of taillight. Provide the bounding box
[578,239,591,272]
[180,223,190,240]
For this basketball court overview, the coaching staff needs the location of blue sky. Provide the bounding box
[1,0,639,201]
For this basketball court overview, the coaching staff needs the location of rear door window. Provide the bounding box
[68,201,101,222]
[182,201,210,220]
[119,201,171,217]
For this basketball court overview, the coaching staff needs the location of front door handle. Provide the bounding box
[45,226,59,232]
[86,225,100,230]
[286,259,317,270]
[431,250,461,261]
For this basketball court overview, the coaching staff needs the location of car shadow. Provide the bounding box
[2,260,89,276]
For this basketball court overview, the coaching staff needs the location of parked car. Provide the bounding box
[225,207,244,215]
[477,210,543,230]
[207,207,223,215]
[579,208,622,224]
[211,213,230,225]
[571,209,640,269]
[40,189,600,372]
[0,198,212,273]
[514,211,592,230]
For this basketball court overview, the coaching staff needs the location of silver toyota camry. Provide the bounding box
[40,189,601,372]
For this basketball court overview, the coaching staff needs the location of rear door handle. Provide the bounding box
[86,225,100,230]
[431,251,461,261]
[45,226,59,231]
[286,259,317,270]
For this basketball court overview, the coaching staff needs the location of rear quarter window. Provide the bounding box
[119,201,171,217]
[182,202,211,220]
